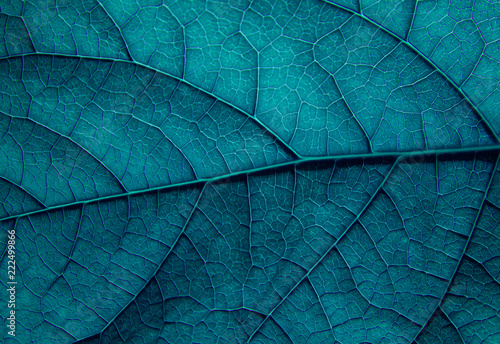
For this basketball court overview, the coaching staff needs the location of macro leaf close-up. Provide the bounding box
[1,0,500,343]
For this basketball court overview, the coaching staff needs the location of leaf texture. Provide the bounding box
[0,0,499,343]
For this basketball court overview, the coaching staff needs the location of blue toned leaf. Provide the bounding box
[0,14,34,57]
[0,0,499,343]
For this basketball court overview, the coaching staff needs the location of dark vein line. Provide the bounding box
[246,173,254,268]
[438,306,467,344]
[126,108,199,180]
[244,158,401,343]
[4,113,127,193]
[358,41,413,151]
[253,50,260,116]
[95,0,133,61]
[44,319,77,342]
[7,114,27,187]
[68,57,113,134]
[0,175,46,208]
[71,183,208,343]
[409,151,500,343]
[155,274,166,344]
[465,254,500,285]
[0,52,301,158]
[159,5,185,79]
[356,220,396,289]
[272,317,295,344]
[63,204,84,273]
[40,204,84,300]
[407,0,418,41]
[314,60,374,153]
[308,277,337,341]
[381,188,411,240]
[2,145,500,222]
[319,0,500,143]
[334,232,423,326]
[460,2,487,89]
[16,15,36,54]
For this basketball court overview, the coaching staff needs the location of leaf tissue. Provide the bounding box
[0,0,499,343]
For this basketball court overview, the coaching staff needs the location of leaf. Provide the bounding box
[0,0,499,343]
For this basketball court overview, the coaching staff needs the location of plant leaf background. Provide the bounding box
[1,0,500,343]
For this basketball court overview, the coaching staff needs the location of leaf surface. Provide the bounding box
[0,0,499,343]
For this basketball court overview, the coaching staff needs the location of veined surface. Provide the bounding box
[0,0,499,343]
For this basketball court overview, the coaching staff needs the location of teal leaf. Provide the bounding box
[1,0,499,343]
